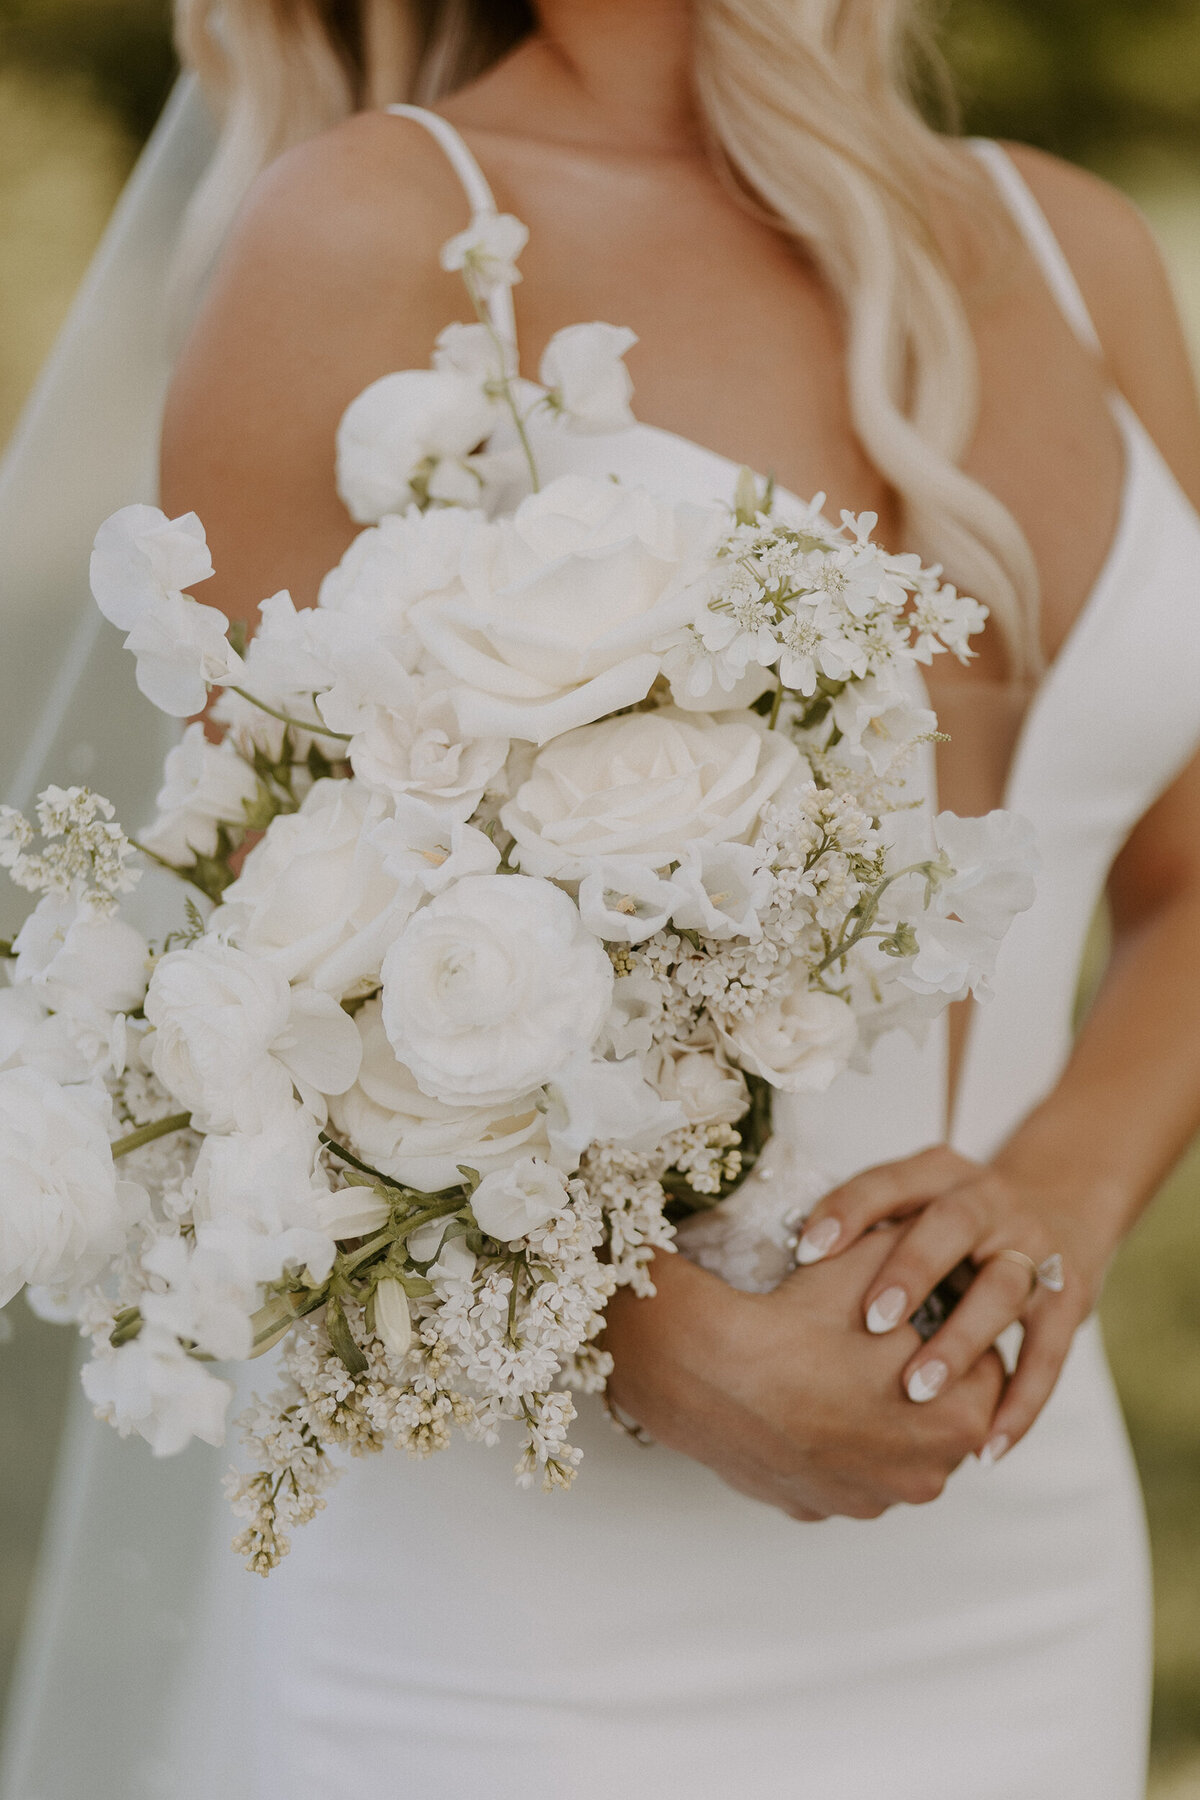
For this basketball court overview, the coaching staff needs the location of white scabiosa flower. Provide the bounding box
[540,322,638,433]
[381,874,613,1107]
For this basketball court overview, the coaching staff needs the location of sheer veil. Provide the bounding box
[0,79,259,1800]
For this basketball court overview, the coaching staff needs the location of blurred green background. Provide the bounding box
[0,0,1198,1792]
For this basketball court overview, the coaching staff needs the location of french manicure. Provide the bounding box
[795,1218,841,1264]
[979,1434,1010,1470]
[906,1360,948,1404]
[866,1286,909,1334]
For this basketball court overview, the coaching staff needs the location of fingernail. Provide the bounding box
[795,1218,840,1264]
[866,1286,909,1334]
[906,1360,948,1403]
[979,1434,1010,1470]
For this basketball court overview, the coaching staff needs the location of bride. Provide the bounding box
[7,1,1200,1795]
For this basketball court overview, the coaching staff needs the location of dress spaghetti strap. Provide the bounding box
[968,138,1104,358]
[386,102,518,349]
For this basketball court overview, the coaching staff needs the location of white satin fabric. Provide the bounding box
[6,109,1200,1800]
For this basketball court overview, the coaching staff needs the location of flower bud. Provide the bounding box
[374,1278,413,1360]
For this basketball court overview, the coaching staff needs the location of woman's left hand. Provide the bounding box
[791,1145,1114,1464]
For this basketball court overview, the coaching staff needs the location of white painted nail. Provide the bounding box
[906,1360,948,1404]
[979,1434,1010,1470]
[866,1286,908,1335]
[795,1218,841,1264]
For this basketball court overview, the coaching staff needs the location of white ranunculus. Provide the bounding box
[373,1278,414,1360]
[90,506,242,717]
[349,676,508,820]
[381,874,613,1107]
[82,1325,232,1456]
[470,1155,570,1243]
[722,985,857,1093]
[439,212,529,291]
[14,894,149,1014]
[370,798,501,899]
[540,322,638,433]
[140,724,261,864]
[501,707,802,878]
[213,779,414,995]
[0,1070,141,1307]
[336,370,497,525]
[577,857,678,945]
[412,474,723,744]
[329,998,545,1191]
[144,936,362,1133]
[543,1052,686,1172]
[0,985,125,1087]
[666,840,771,942]
[645,1041,750,1128]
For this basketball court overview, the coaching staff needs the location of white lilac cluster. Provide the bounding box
[0,205,1036,1572]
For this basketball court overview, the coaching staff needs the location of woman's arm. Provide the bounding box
[790,153,1200,1461]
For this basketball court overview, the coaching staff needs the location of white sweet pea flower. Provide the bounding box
[470,1155,570,1243]
[373,1278,414,1360]
[721,985,857,1093]
[543,1052,686,1172]
[601,968,668,1060]
[140,723,260,864]
[644,1041,750,1129]
[439,212,529,291]
[82,1324,232,1456]
[140,1230,261,1363]
[887,810,1037,1003]
[7,894,148,1081]
[213,779,415,995]
[381,873,613,1107]
[926,810,1039,936]
[0,1069,144,1307]
[188,1111,337,1282]
[540,322,637,433]
[501,708,801,878]
[348,674,508,820]
[666,840,771,942]
[329,998,544,1191]
[90,505,241,716]
[370,797,501,898]
[336,370,497,525]
[144,936,362,1133]
[434,320,513,384]
[412,474,724,743]
[577,858,678,944]
[407,1217,476,1282]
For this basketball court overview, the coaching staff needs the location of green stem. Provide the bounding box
[229,687,352,743]
[318,1131,407,1191]
[813,860,932,975]
[768,671,785,730]
[111,1112,192,1160]
[393,1194,472,1244]
[465,274,541,494]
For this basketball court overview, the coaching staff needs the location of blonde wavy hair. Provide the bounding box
[174,0,1041,677]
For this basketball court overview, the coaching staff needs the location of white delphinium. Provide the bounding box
[89,506,242,715]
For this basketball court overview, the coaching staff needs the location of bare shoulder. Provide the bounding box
[998,141,1200,504]
[161,110,475,620]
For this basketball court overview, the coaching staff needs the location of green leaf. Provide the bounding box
[324,1295,368,1377]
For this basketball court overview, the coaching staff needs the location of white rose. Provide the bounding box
[0,1070,141,1307]
[336,370,498,525]
[319,504,480,635]
[349,676,508,820]
[470,1155,570,1243]
[82,1325,232,1456]
[501,708,801,877]
[140,723,260,863]
[722,985,857,1093]
[381,873,613,1107]
[412,474,722,743]
[329,998,545,1191]
[90,505,242,717]
[645,1042,750,1128]
[144,935,362,1133]
[540,322,637,433]
[213,779,414,994]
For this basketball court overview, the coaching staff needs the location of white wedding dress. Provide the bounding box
[6,103,1200,1800]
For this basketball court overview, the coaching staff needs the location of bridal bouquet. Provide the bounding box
[0,208,1035,1572]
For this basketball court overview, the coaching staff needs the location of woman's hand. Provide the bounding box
[603,1223,1005,1520]
[792,1145,1113,1464]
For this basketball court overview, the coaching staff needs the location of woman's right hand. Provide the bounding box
[603,1224,1005,1521]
